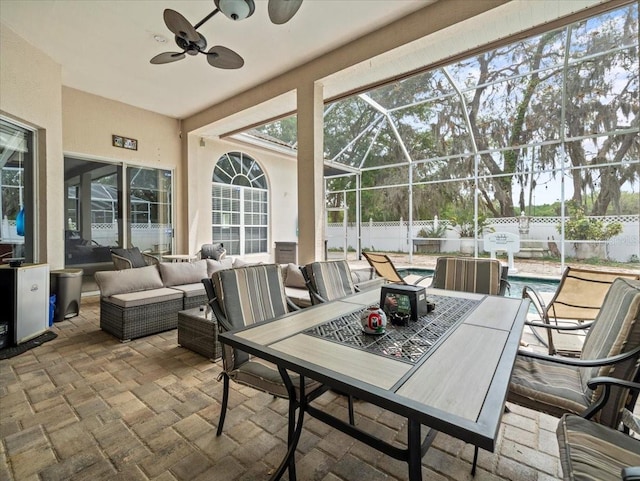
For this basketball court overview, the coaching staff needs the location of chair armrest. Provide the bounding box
[111,253,133,270]
[581,377,640,421]
[411,274,433,286]
[517,345,640,368]
[525,320,594,331]
[142,252,159,265]
[522,285,549,322]
[299,266,328,304]
[622,466,640,481]
[286,297,301,312]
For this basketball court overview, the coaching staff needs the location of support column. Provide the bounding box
[297,82,324,264]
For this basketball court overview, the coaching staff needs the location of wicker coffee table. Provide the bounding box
[177,307,222,361]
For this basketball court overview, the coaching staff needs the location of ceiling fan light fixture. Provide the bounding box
[215,0,255,21]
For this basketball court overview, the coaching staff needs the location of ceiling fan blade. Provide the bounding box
[163,9,200,43]
[150,52,186,65]
[268,0,303,24]
[206,46,244,69]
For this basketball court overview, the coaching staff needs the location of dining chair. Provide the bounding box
[300,260,357,305]
[508,277,640,430]
[202,264,324,436]
[198,242,226,261]
[556,379,640,481]
[431,256,509,296]
[523,266,640,356]
[300,260,370,305]
[110,247,159,270]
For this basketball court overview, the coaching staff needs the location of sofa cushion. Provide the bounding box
[107,287,184,308]
[111,247,147,268]
[351,268,375,284]
[232,257,255,268]
[206,257,234,277]
[95,264,163,298]
[284,263,306,289]
[170,283,206,298]
[159,260,208,287]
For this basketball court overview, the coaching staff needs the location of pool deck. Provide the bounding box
[345,252,639,280]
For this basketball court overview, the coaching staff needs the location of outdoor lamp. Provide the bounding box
[518,211,530,235]
[215,0,255,21]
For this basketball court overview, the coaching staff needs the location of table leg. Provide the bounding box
[407,419,422,481]
[270,367,306,481]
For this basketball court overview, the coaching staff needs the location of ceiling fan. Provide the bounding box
[150,0,304,69]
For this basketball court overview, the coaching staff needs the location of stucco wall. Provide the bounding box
[188,135,298,262]
[62,87,180,168]
[1,24,64,267]
[1,24,183,267]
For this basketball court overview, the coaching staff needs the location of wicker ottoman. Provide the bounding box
[178,307,222,360]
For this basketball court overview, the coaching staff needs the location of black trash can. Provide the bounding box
[50,269,83,322]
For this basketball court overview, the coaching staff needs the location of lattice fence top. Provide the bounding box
[304,294,481,365]
[329,214,638,228]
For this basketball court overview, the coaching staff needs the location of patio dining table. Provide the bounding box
[218,287,529,481]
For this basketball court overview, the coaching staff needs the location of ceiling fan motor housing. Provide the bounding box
[175,33,207,55]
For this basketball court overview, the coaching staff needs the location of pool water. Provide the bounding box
[399,268,559,299]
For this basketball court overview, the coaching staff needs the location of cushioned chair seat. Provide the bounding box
[557,414,640,481]
[170,283,206,298]
[509,355,592,418]
[231,357,320,397]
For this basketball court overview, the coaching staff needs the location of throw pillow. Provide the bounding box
[95,264,163,297]
[206,257,234,277]
[111,247,147,268]
[159,260,208,287]
[284,263,306,289]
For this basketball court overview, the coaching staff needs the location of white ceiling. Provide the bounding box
[0,0,432,120]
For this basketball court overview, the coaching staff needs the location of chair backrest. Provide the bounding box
[362,252,405,284]
[302,260,355,304]
[209,264,288,370]
[111,247,148,269]
[547,267,640,322]
[580,277,640,426]
[431,256,505,295]
[200,243,226,260]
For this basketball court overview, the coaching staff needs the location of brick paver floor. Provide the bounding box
[1,274,574,480]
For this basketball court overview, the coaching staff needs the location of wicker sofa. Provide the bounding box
[95,258,233,341]
[95,258,382,341]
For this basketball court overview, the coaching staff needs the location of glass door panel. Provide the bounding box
[127,167,173,256]
[64,157,122,268]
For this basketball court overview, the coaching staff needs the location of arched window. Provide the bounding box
[212,152,268,256]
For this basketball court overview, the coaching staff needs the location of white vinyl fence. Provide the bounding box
[327,215,639,263]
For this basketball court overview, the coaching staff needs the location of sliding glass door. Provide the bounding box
[64,158,173,291]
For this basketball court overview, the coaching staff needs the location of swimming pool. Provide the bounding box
[398,268,559,299]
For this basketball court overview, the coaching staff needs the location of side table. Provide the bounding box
[177,307,222,361]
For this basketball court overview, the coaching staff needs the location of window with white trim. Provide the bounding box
[212,152,268,256]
